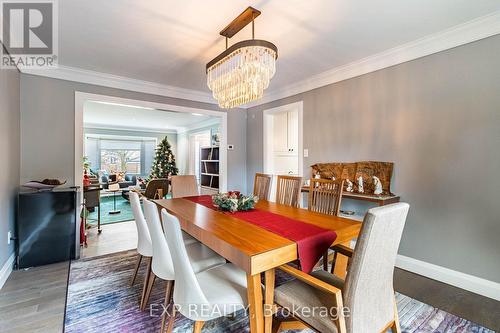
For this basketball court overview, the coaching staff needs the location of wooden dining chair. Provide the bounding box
[308,178,344,216]
[308,178,345,270]
[171,175,199,198]
[276,175,303,207]
[272,203,410,333]
[253,173,272,200]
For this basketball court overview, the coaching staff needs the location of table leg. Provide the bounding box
[333,241,351,279]
[247,273,264,333]
[264,269,275,333]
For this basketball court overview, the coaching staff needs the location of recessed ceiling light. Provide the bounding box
[93,101,155,110]
[191,113,204,116]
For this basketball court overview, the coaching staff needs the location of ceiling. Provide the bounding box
[59,1,499,96]
[83,101,219,133]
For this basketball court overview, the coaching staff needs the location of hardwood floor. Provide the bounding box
[0,220,498,332]
[81,220,137,258]
[394,268,500,331]
[0,262,69,333]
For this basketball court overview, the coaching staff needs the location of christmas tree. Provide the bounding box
[148,136,178,180]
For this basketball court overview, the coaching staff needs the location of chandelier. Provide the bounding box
[206,7,278,109]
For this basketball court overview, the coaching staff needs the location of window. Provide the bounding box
[85,136,157,176]
[100,149,141,174]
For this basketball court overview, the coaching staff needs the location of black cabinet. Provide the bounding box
[17,188,80,268]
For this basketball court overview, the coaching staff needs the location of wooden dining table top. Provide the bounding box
[154,198,362,275]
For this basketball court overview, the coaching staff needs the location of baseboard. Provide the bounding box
[0,253,15,290]
[396,254,500,301]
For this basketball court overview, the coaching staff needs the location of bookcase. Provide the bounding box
[200,146,219,192]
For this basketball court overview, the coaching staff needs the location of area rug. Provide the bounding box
[64,251,495,333]
[87,195,134,225]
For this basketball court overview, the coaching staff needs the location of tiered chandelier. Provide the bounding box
[206,7,278,109]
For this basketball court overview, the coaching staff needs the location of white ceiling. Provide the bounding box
[83,101,219,133]
[59,1,499,96]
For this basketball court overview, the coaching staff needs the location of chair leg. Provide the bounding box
[392,298,401,333]
[130,254,143,286]
[165,304,176,333]
[322,250,329,270]
[142,273,156,311]
[193,321,205,333]
[330,252,338,274]
[160,280,174,333]
[140,257,152,310]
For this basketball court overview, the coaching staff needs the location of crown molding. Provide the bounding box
[246,11,500,108]
[21,65,216,105]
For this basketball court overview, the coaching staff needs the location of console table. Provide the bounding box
[301,186,400,206]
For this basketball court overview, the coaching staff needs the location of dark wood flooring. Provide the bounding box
[394,268,500,331]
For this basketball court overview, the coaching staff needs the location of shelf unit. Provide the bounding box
[200,146,219,192]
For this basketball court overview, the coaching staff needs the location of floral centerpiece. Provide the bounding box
[212,191,258,212]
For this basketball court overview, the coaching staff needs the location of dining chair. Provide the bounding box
[276,175,303,207]
[253,173,273,200]
[144,178,170,199]
[161,209,248,333]
[273,202,410,333]
[171,175,199,198]
[308,178,344,216]
[141,199,226,331]
[308,178,344,270]
[129,191,153,308]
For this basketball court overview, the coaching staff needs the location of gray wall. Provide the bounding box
[0,66,20,270]
[20,74,247,193]
[247,36,500,282]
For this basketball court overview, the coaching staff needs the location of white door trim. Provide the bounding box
[74,92,228,192]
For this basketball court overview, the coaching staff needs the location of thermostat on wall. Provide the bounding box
[228,144,234,150]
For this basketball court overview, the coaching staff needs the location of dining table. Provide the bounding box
[154,197,362,333]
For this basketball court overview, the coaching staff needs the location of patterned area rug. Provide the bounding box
[65,251,494,333]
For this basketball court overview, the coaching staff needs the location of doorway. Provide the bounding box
[263,101,304,201]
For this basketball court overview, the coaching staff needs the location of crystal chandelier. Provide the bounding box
[206,7,278,109]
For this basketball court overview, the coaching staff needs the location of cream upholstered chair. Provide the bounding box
[273,203,410,333]
[171,175,199,198]
[129,191,153,308]
[141,199,226,331]
[253,173,272,200]
[162,209,248,333]
[276,175,303,207]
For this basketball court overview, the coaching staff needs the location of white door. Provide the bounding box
[272,112,289,154]
[263,102,303,202]
[188,131,210,181]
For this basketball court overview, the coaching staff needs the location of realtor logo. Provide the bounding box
[1,0,58,68]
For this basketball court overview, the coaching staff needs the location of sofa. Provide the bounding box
[100,174,137,189]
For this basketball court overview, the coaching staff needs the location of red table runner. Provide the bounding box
[185,195,337,273]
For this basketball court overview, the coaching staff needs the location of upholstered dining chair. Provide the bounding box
[129,191,153,308]
[253,173,273,200]
[276,175,303,207]
[142,199,226,331]
[273,202,410,333]
[171,175,199,198]
[162,209,248,333]
[308,178,344,270]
